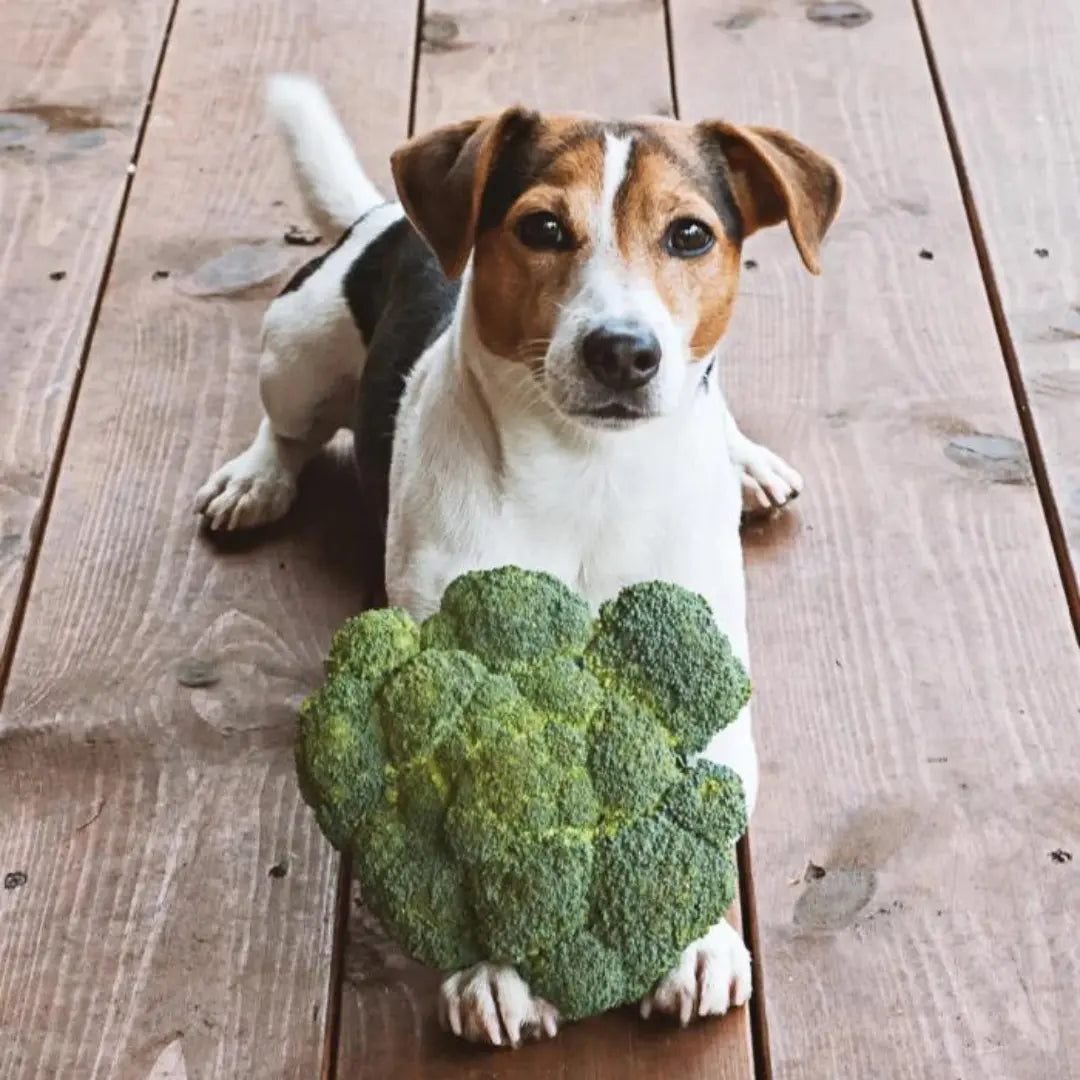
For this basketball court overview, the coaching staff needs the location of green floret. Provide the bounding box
[526,931,628,1022]
[592,815,737,991]
[509,655,604,728]
[585,580,750,756]
[420,566,592,670]
[296,674,388,850]
[588,695,680,824]
[355,807,481,972]
[392,757,452,834]
[469,836,593,965]
[373,649,486,764]
[326,607,419,682]
[543,720,600,830]
[444,723,557,867]
[664,760,748,849]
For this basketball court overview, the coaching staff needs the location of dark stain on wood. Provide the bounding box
[806,2,873,28]
[1,102,109,131]
[422,13,466,53]
[944,433,1034,485]
[4,871,28,890]
[180,243,292,297]
[1036,306,1080,343]
[718,8,761,31]
[178,658,221,688]
[794,865,877,930]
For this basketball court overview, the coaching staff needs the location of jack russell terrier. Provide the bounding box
[196,76,842,1047]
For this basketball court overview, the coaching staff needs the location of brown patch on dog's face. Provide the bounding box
[470,127,605,364]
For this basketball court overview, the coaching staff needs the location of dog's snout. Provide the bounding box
[582,323,661,392]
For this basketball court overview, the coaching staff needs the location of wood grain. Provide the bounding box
[914,0,1080,627]
[671,1,1080,1078]
[335,1,755,1077]
[0,0,414,1076]
[0,0,174,675]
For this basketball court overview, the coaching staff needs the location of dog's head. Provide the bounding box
[392,110,842,427]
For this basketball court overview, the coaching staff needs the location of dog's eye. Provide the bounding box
[515,211,572,252]
[664,218,715,258]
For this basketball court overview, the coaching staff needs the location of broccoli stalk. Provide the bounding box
[296,566,749,1022]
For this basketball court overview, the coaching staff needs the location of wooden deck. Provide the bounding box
[1,1,1078,1077]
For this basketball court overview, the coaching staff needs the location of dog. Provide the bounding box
[195,76,842,1047]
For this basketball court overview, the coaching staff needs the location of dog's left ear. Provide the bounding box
[391,107,538,279]
[698,122,843,275]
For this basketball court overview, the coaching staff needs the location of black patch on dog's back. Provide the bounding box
[345,216,459,532]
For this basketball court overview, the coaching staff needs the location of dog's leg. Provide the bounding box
[195,292,360,531]
[439,964,559,1048]
[722,400,804,516]
[196,204,404,531]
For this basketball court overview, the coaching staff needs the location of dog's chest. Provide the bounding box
[388,381,744,627]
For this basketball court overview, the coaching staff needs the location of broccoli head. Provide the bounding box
[297,567,750,1021]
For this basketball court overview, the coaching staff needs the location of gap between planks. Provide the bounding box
[910,0,1080,645]
[0,0,184,701]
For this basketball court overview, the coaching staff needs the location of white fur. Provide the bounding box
[197,82,806,1045]
[266,74,382,230]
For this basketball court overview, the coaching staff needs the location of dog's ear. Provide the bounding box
[391,108,537,279]
[698,122,843,275]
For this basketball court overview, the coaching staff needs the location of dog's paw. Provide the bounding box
[439,963,558,1048]
[640,920,752,1026]
[194,444,296,532]
[736,443,803,517]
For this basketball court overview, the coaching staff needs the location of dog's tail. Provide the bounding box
[266,74,384,232]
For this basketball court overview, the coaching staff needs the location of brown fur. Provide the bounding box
[471,135,605,362]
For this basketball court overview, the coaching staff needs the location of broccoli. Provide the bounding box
[297,566,750,1022]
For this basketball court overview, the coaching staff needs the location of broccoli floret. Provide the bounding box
[527,931,628,1021]
[355,807,481,972]
[509,655,603,727]
[585,580,751,756]
[468,836,594,966]
[592,815,737,991]
[296,568,749,1023]
[375,649,487,764]
[420,566,592,670]
[664,760,748,849]
[326,607,419,682]
[296,675,388,849]
[588,695,681,825]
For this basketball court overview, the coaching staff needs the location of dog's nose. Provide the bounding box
[582,323,662,391]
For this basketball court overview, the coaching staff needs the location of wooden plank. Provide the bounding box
[0,0,174,673]
[0,2,415,1078]
[335,2,756,1077]
[670,2,1080,1078]
[914,0,1080,628]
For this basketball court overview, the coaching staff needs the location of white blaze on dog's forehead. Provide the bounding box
[597,132,633,248]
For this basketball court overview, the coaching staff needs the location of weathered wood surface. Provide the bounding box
[0,0,413,1076]
[334,0,757,1076]
[671,1,1080,1078]
[916,0,1080,630]
[0,0,174,676]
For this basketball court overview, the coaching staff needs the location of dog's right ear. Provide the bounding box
[391,108,537,279]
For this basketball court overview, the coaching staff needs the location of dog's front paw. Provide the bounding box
[194,444,296,532]
[735,443,803,516]
[640,920,752,1026]
[439,963,558,1048]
